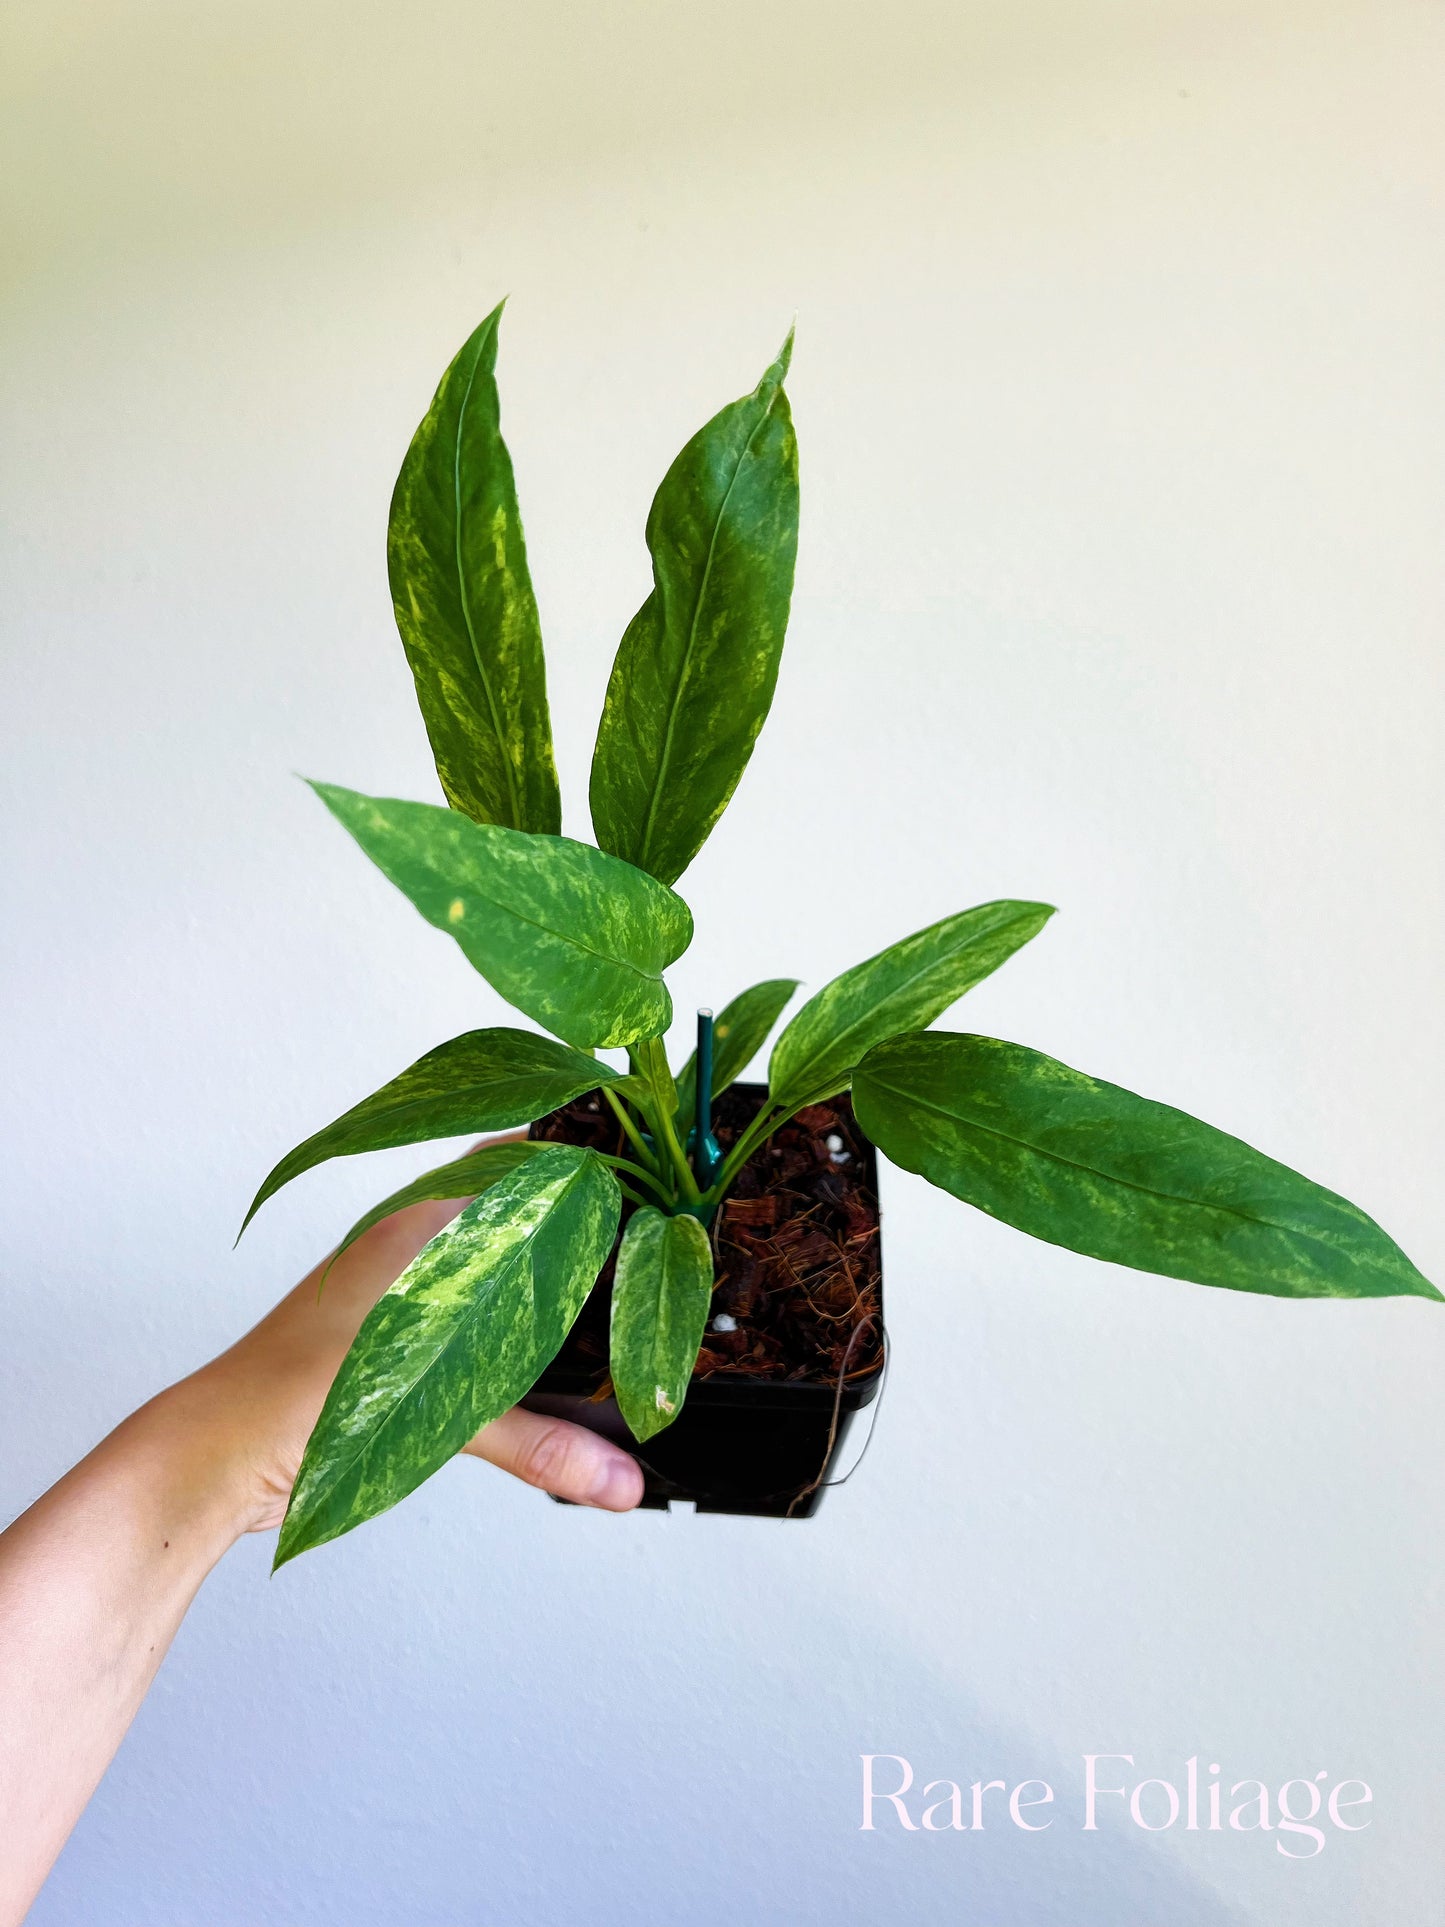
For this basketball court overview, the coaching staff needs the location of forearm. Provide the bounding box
[0,1187,641,1921]
[0,1383,243,1925]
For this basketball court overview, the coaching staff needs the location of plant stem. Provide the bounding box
[595,1152,673,1206]
[654,1102,701,1203]
[601,1085,663,1176]
[710,1102,784,1197]
[630,1037,700,1204]
[703,1084,843,1208]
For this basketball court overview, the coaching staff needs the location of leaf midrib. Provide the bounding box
[452,325,523,830]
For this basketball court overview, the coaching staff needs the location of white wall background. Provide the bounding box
[3,2,1442,1920]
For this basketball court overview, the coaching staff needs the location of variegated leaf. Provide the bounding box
[854,1031,1441,1302]
[275,1145,621,1567]
[240,1027,619,1235]
[609,1207,715,1442]
[310,781,692,1048]
[388,302,562,833]
[589,333,799,886]
[768,900,1053,1114]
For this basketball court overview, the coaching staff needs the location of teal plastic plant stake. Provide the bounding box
[692,1008,723,1190]
[240,306,1439,1567]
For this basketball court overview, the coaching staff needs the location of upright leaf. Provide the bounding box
[275,1145,621,1567]
[673,977,799,1122]
[388,303,561,833]
[240,1027,619,1235]
[609,1207,715,1442]
[324,1140,548,1280]
[310,782,692,1048]
[589,334,800,886]
[854,1031,1441,1302]
[768,901,1054,1114]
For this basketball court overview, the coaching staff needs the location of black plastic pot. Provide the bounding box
[520,1084,884,1518]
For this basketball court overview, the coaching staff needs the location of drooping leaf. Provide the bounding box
[673,977,799,1122]
[388,303,561,834]
[854,1031,1441,1302]
[310,781,692,1048]
[322,1139,548,1280]
[609,1207,715,1442]
[275,1145,621,1567]
[768,901,1054,1114]
[589,333,799,886]
[240,1027,619,1235]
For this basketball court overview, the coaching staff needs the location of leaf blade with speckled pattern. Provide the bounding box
[609,1207,715,1442]
[275,1144,622,1567]
[388,303,561,834]
[310,781,692,1048]
[239,1027,621,1236]
[768,901,1054,1115]
[589,334,799,887]
[854,1031,1441,1301]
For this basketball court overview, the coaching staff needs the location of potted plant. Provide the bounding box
[242,304,1438,1567]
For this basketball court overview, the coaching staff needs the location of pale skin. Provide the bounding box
[0,1176,643,1925]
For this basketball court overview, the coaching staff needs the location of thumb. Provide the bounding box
[465,1408,644,1511]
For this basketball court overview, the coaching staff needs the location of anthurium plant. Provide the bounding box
[245,303,1439,1568]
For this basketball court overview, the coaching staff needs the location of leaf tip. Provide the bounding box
[769,323,796,387]
[233,1190,265,1247]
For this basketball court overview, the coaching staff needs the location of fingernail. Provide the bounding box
[587,1453,644,1510]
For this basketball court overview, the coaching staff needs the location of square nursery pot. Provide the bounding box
[520,1082,885,1518]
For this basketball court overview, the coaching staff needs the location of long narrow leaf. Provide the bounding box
[589,334,799,886]
[854,1031,1440,1302]
[310,781,692,1048]
[610,1207,715,1442]
[768,901,1053,1113]
[388,303,561,833]
[275,1145,621,1567]
[240,1027,616,1235]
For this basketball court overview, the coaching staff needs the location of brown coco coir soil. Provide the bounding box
[529,1083,882,1389]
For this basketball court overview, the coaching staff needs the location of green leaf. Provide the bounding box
[768,901,1054,1114]
[609,1207,715,1442]
[323,1139,548,1279]
[854,1031,1441,1302]
[239,1027,617,1236]
[388,303,561,834]
[310,781,692,1048]
[673,977,799,1122]
[275,1145,621,1567]
[589,333,800,886]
